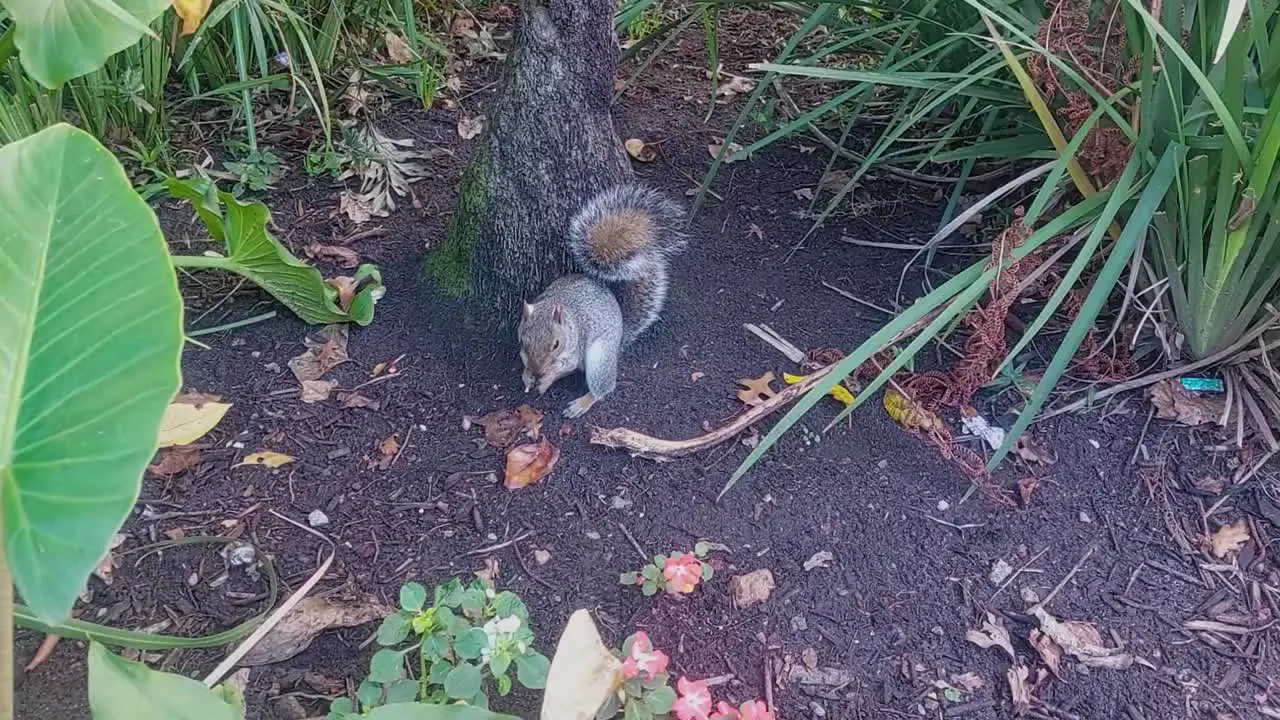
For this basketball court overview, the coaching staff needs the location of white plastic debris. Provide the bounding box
[961,414,1006,450]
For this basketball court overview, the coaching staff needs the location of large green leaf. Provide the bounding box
[0,124,183,620]
[363,704,519,720]
[88,643,241,720]
[2,0,172,88]
[166,179,385,326]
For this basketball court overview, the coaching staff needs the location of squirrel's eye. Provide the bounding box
[552,340,560,350]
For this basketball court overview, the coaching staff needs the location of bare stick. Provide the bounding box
[1031,545,1095,612]
[618,523,649,561]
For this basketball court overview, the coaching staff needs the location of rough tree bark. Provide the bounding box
[429,0,631,324]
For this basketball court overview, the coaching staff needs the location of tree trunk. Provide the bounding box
[430,0,631,325]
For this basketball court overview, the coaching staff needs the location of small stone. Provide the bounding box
[936,500,950,512]
[877,459,889,469]
[533,549,551,565]
[729,569,775,609]
[801,646,819,669]
[989,559,1013,585]
[610,495,633,510]
[1078,510,1093,523]
[585,531,601,540]
[223,540,257,568]
[809,701,826,718]
[1020,587,1040,604]
[308,509,330,527]
[791,615,808,631]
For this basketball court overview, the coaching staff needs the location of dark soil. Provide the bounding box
[16,11,1280,720]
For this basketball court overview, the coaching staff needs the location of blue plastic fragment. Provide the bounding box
[1179,377,1224,393]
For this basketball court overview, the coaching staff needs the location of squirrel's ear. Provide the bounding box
[552,305,565,324]
[522,302,534,321]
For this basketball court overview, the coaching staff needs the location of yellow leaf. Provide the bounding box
[172,0,212,36]
[157,401,231,447]
[883,388,942,431]
[540,610,623,720]
[783,372,854,405]
[1207,520,1250,558]
[235,451,296,469]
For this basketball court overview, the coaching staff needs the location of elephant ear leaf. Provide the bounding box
[0,124,183,621]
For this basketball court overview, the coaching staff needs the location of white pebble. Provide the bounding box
[308,509,330,527]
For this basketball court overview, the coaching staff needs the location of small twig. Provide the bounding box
[763,651,775,715]
[822,281,895,316]
[513,542,554,591]
[923,515,987,532]
[463,530,535,557]
[618,523,649,561]
[390,425,412,469]
[743,323,805,363]
[1129,405,1155,465]
[990,547,1050,602]
[1032,545,1096,612]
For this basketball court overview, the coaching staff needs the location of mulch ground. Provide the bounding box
[16,9,1280,720]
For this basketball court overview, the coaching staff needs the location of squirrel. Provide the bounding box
[518,183,687,418]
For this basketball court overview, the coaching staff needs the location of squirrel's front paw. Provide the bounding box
[564,394,596,418]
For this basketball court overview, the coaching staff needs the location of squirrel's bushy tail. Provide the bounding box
[568,183,687,343]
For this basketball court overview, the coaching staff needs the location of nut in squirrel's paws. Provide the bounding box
[564,395,596,418]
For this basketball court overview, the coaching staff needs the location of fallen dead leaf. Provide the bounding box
[624,138,656,162]
[305,243,361,269]
[708,140,744,162]
[235,451,295,469]
[949,672,984,693]
[474,404,544,447]
[884,388,944,432]
[158,396,232,447]
[288,325,349,382]
[240,597,391,666]
[1030,607,1133,670]
[369,433,400,471]
[1207,520,1250,558]
[729,569,775,609]
[1029,628,1063,678]
[505,438,560,489]
[337,191,374,224]
[817,168,852,194]
[1007,665,1033,714]
[533,549,552,565]
[801,647,818,670]
[746,224,765,241]
[1147,378,1225,426]
[458,114,485,140]
[1017,477,1041,507]
[540,609,623,720]
[715,74,755,100]
[736,372,777,407]
[803,550,833,571]
[148,447,201,476]
[792,187,814,201]
[385,31,414,63]
[338,392,380,410]
[300,379,338,403]
[965,613,1015,662]
[92,533,127,586]
[1015,434,1057,465]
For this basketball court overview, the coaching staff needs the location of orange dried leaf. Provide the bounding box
[736,372,777,407]
[148,447,201,476]
[505,438,559,490]
[475,404,544,447]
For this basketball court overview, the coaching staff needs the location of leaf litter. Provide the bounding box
[504,438,559,489]
[158,393,232,447]
[239,596,391,666]
[965,613,1015,661]
[1030,606,1133,670]
[736,372,777,407]
[288,325,349,382]
[338,124,445,223]
[1206,519,1251,558]
[471,404,544,448]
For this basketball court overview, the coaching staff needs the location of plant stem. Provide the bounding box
[170,254,234,270]
[0,25,16,68]
[0,519,14,720]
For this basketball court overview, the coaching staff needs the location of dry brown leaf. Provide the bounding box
[338,392,380,410]
[235,451,295,469]
[1031,607,1133,670]
[539,610,623,720]
[385,31,414,63]
[716,74,755,99]
[965,613,1015,661]
[949,672,984,693]
[288,325,349,382]
[1147,378,1226,426]
[803,550,833,571]
[300,379,338,403]
[505,438,560,489]
[708,140,744,162]
[801,647,819,670]
[1015,434,1057,465]
[1007,665,1033,714]
[474,404,544,447]
[818,168,852,194]
[624,138,656,162]
[148,447,201,476]
[729,569,775,609]
[746,224,765,241]
[337,191,374,225]
[305,243,361,269]
[1029,629,1063,678]
[458,114,485,140]
[736,372,777,407]
[1207,520,1250,558]
[1017,477,1041,507]
[240,597,391,666]
[475,557,500,588]
[368,434,400,471]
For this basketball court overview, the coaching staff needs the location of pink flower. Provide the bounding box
[663,553,704,594]
[673,677,712,720]
[738,700,774,720]
[621,631,669,680]
[712,701,741,719]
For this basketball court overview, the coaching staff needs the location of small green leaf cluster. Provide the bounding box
[329,579,549,718]
[618,543,713,596]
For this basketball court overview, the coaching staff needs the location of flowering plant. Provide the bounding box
[620,543,713,596]
[329,578,549,718]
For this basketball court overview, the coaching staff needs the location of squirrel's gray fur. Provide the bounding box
[518,183,687,418]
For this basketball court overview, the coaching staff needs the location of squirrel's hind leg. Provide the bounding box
[565,337,619,418]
